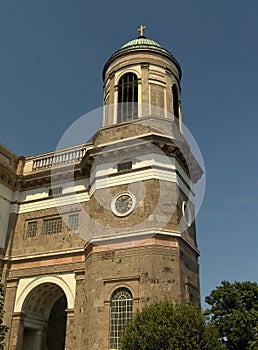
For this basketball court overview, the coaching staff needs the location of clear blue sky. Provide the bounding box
[1,0,257,306]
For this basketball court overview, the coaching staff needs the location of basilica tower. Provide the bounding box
[82,27,203,349]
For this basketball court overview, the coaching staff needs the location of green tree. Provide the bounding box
[0,282,8,350]
[205,280,258,350]
[120,301,222,350]
[248,327,258,349]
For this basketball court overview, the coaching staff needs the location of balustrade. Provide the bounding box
[32,147,87,171]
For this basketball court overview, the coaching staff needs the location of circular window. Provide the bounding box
[111,192,135,217]
[182,201,192,226]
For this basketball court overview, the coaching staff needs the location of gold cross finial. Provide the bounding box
[138,24,146,37]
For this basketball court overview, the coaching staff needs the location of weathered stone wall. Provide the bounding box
[84,242,187,349]
[7,205,86,258]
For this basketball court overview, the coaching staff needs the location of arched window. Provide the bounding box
[172,84,179,124]
[189,293,195,305]
[109,288,133,349]
[117,73,138,123]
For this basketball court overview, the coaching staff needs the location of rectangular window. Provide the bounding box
[48,187,62,197]
[117,161,132,173]
[26,221,37,237]
[68,213,79,231]
[42,217,62,235]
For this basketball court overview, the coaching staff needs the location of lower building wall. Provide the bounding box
[84,240,197,350]
[3,237,199,350]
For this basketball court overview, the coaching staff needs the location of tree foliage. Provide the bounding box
[205,280,258,350]
[0,282,8,350]
[120,301,222,350]
[248,327,258,350]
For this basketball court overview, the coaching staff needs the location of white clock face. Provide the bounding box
[112,193,135,217]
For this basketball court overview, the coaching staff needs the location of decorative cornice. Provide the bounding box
[84,230,200,255]
[4,247,85,262]
[0,163,19,190]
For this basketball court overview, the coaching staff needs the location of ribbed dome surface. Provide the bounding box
[114,36,173,57]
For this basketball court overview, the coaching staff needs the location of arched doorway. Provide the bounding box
[21,282,67,350]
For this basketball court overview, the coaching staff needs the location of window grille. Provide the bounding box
[42,217,62,235]
[117,73,138,123]
[109,288,133,349]
[189,293,195,305]
[68,213,79,231]
[26,221,37,237]
[117,161,132,173]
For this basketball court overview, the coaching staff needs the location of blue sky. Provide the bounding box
[1,0,257,306]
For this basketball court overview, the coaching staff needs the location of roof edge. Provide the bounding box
[102,46,182,81]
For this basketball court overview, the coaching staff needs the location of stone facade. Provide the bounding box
[0,33,202,350]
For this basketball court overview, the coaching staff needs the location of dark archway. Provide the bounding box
[21,283,67,350]
[47,295,67,350]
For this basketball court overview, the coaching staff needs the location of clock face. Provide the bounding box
[182,201,192,226]
[112,193,135,217]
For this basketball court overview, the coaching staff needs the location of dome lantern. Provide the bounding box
[102,27,183,131]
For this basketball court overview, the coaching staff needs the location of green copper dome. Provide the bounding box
[117,37,172,56]
[103,35,181,80]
